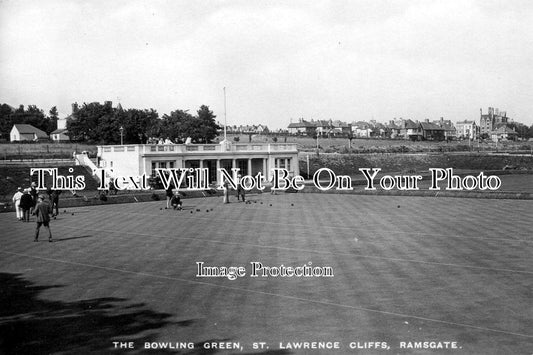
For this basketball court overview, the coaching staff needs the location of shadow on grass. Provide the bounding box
[242,351,293,355]
[0,272,196,354]
[52,235,95,242]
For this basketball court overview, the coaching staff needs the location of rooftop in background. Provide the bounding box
[11,124,47,137]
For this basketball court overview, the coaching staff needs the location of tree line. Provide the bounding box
[0,102,221,144]
[0,104,58,139]
[2,101,533,143]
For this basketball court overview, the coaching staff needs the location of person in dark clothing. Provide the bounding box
[33,195,53,242]
[50,190,61,217]
[109,179,118,195]
[170,192,182,210]
[236,185,245,202]
[20,189,33,222]
[165,186,173,209]
[29,182,38,213]
[236,175,246,202]
[45,187,61,217]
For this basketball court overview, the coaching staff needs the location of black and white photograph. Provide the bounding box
[1,1,532,354]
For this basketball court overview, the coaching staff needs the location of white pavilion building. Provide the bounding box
[94,140,299,185]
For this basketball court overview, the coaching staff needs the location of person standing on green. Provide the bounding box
[20,188,33,222]
[33,195,53,243]
[222,181,230,204]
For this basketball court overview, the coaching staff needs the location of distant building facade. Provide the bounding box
[400,119,421,140]
[432,117,456,139]
[225,124,269,135]
[351,121,372,137]
[51,115,69,142]
[50,129,69,142]
[419,121,445,141]
[10,124,48,142]
[287,119,316,135]
[490,126,518,141]
[455,120,477,140]
[480,107,509,136]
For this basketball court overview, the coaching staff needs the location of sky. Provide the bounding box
[1,0,532,129]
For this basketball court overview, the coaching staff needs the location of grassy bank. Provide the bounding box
[0,165,99,201]
[299,152,533,177]
[0,142,97,160]
[2,137,531,160]
[230,134,533,153]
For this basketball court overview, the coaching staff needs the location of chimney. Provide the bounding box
[72,102,78,114]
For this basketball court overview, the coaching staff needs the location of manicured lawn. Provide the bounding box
[1,193,531,354]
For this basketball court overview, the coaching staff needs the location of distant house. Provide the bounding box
[387,121,402,138]
[239,125,253,133]
[491,126,518,141]
[400,119,422,140]
[255,124,269,134]
[313,120,333,137]
[351,121,372,138]
[331,120,351,136]
[10,124,48,142]
[419,121,445,141]
[51,128,70,142]
[371,122,386,137]
[455,120,477,140]
[51,115,70,142]
[433,118,456,139]
[287,119,316,135]
[224,124,270,135]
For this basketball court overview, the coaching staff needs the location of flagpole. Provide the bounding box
[223,87,227,141]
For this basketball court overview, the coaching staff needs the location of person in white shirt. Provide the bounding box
[12,187,23,221]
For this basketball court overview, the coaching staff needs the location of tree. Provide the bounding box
[160,106,220,143]
[508,122,530,140]
[160,109,195,142]
[67,102,115,143]
[67,102,160,144]
[4,104,51,135]
[0,103,54,139]
[0,104,15,139]
[196,105,220,143]
[119,108,159,144]
[48,106,59,133]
